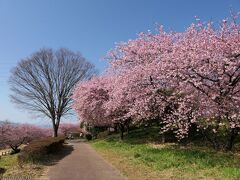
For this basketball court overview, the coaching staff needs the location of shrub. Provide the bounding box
[18,136,65,163]
[85,133,92,141]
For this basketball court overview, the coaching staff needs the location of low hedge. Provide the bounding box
[18,136,65,163]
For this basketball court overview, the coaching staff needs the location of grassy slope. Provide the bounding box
[91,127,240,180]
[0,154,18,174]
[0,153,44,178]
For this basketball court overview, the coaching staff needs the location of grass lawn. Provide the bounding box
[91,127,240,180]
[0,153,44,179]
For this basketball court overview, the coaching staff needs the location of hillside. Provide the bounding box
[91,127,240,180]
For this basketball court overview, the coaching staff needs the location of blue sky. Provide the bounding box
[0,0,239,126]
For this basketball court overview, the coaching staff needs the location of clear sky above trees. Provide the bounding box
[0,0,239,125]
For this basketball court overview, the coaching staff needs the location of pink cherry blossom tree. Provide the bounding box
[105,15,240,149]
[72,76,112,126]
[162,17,240,150]
[72,75,133,139]
[0,121,50,153]
[59,123,81,136]
[105,30,180,138]
[73,14,240,149]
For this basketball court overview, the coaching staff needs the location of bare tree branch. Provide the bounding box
[9,48,96,137]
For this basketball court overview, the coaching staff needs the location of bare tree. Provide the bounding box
[9,48,96,137]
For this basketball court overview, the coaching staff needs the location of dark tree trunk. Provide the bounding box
[212,136,220,150]
[120,130,124,140]
[53,127,58,137]
[52,119,59,137]
[201,129,220,150]
[226,128,238,151]
[10,145,20,154]
[125,118,132,135]
[118,123,125,140]
[126,123,130,135]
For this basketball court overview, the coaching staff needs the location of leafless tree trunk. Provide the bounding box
[9,48,96,137]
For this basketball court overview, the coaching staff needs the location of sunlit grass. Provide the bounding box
[0,154,44,178]
[0,154,17,170]
[91,128,240,180]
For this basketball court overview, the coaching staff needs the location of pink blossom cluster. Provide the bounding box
[73,16,240,146]
[59,123,82,135]
[72,76,113,126]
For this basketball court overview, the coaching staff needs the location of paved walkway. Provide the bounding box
[47,141,126,180]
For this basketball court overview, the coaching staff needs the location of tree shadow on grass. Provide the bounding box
[102,129,240,169]
[106,126,182,145]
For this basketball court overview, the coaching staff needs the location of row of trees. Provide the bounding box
[73,16,240,150]
[59,123,83,136]
[0,121,80,153]
[0,121,50,153]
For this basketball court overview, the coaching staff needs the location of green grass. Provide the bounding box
[0,154,17,170]
[0,153,44,178]
[91,127,240,180]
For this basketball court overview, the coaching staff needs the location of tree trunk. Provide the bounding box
[212,135,220,150]
[226,128,238,151]
[53,126,58,137]
[120,129,124,140]
[52,115,62,137]
[52,120,58,137]
[10,145,20,154]
[126,123,130,135]
[200,128,221,150]
[118,123,124,140]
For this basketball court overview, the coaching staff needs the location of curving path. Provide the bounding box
[46,140,126,180]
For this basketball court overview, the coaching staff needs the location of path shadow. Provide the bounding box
[40,143,74,167]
